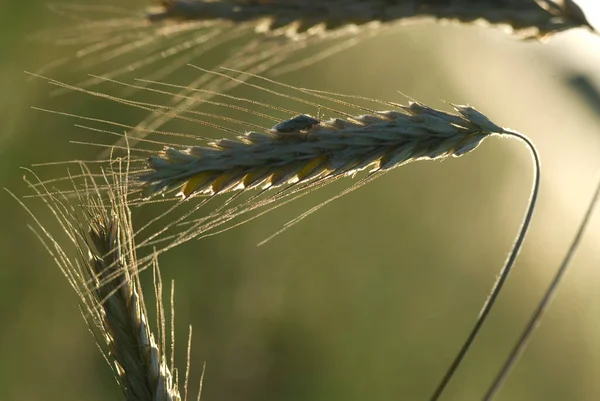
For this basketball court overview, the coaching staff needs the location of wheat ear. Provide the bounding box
[150,0,593,38]
[29,71,522,254]
[29,71,513,250]
[10,170,184,401]
[86,210,182,401]
[138,101,505,199]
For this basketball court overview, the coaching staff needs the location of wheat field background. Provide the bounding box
[2,1,600,400]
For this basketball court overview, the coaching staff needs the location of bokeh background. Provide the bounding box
[2,1,600,400]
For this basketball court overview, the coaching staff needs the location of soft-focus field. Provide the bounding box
[2,2,600,400]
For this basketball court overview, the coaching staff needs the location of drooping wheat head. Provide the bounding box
[138,100,500,200]
[29,68,522,259]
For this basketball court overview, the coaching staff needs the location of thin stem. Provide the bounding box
[482,173,600,400]
[429,130,540,401]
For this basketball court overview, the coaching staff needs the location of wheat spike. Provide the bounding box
[37,0,593,94]
[137,102,504,199]
[36,0,594,93]
[28,70,517,255]
[12,170,184,401]
[86,212,181,401]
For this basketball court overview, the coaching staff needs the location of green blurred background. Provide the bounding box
[2,1,600,400]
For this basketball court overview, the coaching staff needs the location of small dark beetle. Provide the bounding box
[271,114,320,133]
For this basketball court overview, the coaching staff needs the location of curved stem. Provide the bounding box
[429,130,540,401]
[482,173,600,400]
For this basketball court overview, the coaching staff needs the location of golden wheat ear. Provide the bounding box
[9,167,206,401]
[27,70,538,259]
[27,70,518,255]
[138,102,498,200]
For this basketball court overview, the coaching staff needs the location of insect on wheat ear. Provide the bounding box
[271,114,320,133]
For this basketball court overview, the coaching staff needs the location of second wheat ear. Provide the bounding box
[8,169,192,401]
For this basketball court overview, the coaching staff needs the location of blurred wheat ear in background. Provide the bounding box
[34,0,596,152]
[146,0,592,34]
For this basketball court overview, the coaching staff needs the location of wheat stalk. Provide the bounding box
[10,169,187,401]
[481,175,600,399]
